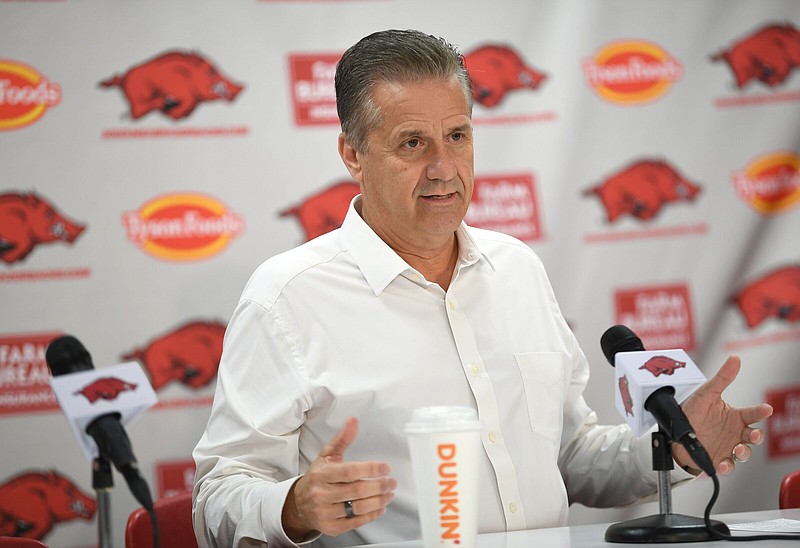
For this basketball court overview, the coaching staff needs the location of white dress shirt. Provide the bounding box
[193,197,686,548]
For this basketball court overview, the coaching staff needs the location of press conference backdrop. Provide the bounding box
[1,1,800,546]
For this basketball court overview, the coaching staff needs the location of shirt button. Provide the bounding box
[448,300,457,310]
[471,364,480,375]
[509,503,518,514]
[488,432,497,443]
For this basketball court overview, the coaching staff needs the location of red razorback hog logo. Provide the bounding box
[463,45,546,108]
[0,192,86,264]
[584,159,702,223]
[0,470,95,540]
[122,320,226,390]
[734,265,800,328]
[712,23,800,89]
[75,377,137,404]
[639,356,686,377]
[281,181,360,242]
[619,375,634,416]
[99,50,244,120]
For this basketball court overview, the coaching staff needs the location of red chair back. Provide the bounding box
[125,491,198,548]
[780,469,800,509]
[0,539,49,547]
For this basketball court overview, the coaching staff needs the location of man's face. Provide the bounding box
[339,77,474,252]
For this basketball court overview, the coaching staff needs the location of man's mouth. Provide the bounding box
[422,193,455,200]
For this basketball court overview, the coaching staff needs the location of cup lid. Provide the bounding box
[404,405,482,433]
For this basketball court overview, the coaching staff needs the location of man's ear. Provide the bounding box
[338,133,363,183]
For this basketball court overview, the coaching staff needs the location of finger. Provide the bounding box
[718,457,735,475]
[319,417,359,461]
[746,426,766,446]
[697,355,741,399]
[738,404,773,427]
[342,491,395,519]
[733,443,751,463]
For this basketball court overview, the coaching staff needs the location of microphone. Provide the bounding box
[46,335,155,510]
[600,325,715,476]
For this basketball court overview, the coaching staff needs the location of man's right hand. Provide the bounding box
[281,417,397,541]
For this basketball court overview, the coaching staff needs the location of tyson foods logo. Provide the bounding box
[122,320,226,390]
[584,159,701,223]
[100,50,244,121]
[123,193,244,261]
[0,469,95,540]
[712,23,800,89]
[0,60,61,131]
[463,45,546,108]
[0,192,86,265]
[583,40,683,105]
[731,152,800,215]
[734,265,800,329]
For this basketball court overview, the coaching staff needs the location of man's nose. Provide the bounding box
[425,143,457,181]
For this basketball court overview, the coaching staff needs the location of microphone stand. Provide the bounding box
[605,429,730,543]
[92,456,114,548]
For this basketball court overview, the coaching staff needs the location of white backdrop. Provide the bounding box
[1,1,800,546]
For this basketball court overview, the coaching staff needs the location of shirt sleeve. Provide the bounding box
[193,297,318,547]
[555,331,695,508]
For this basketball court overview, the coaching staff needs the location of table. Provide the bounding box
[363,509,800,547]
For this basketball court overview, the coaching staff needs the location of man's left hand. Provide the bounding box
[673,355,773,475]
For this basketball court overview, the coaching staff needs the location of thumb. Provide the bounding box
[319,416,359,462]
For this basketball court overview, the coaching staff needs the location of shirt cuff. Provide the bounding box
[263,476,323,546]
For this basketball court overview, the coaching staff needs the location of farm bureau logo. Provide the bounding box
[583,40,683,105]
[123,193,244,261]
[0,332,62,415]
[0,60,61,131]
[731,152,800,215]
[465,173,543,241]
[288,53,341,126]
[0,469,95,540]
[615,284,695,351]
[122,319,226,390]
[100,50,243,121]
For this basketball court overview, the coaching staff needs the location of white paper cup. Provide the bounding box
[405,406,482,548]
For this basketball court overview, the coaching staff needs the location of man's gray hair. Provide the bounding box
[335,29,473,153]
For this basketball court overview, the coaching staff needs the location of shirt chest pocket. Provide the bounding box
[515,352,567,443]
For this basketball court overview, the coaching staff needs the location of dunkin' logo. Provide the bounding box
[123,193,244,261]
[0,60,61,131]
[583,41,683,104]
[288,53,341,125]
[732,152,800,215]
[437,443,461,542]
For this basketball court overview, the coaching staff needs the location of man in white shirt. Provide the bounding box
[193,29,772,548]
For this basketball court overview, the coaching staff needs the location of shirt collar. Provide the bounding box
[339,195,495,296]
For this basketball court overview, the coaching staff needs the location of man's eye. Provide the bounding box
[406,138,421,148]
[451,133,463,142]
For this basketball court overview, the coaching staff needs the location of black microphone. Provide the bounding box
[46,335,155,510]
[601,325,716,476]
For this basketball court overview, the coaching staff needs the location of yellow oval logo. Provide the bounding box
[0,60,61,130]
[123,193,244,261]
[582,40,683,105]
[732,152,800,215]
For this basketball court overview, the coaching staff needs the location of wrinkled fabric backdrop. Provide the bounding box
[1,1,800,546]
